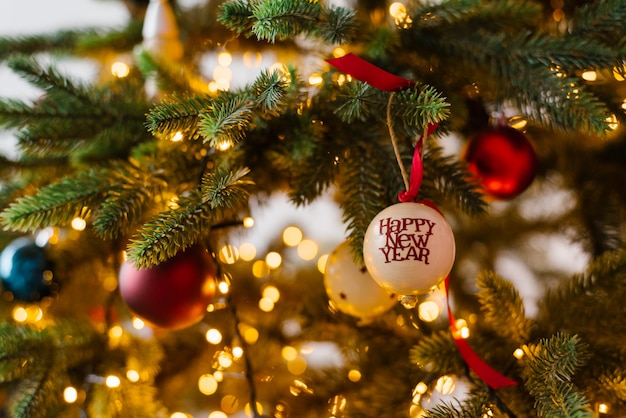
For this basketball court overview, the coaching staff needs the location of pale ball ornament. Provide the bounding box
[324,241,398,319]
[363,202,455,295]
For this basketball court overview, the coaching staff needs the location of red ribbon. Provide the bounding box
[327,53,517,389]
[446,276,518,389]
[326,53,415,91]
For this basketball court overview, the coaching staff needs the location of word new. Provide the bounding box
[378,217,436,263]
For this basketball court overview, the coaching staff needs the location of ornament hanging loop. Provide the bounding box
[387,92,411,193]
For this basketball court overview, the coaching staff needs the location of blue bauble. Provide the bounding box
[0,237,54,302]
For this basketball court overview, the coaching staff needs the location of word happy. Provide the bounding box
[378,217,436,264]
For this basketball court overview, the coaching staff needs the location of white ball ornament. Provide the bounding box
[324,241,398,319]
[363,202,455,295]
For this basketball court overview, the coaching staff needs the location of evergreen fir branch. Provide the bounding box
[318,5,357,45]
[475,270,532,345]
[421,145,487,217]
[521,333,592,417]
[413,0,542,30]
[250,0,321,43]
[201,165,254,209]
[9,368,66,418]
[0,169,113,232]
[92,161,169,239]
[7,56,109,116]
[252,68,290,118]
[0,324,52,384]
[338,141,390,261]
[569,0,626,41]
[333,81,381,123]
[135,49,195,95]
[145,94,213,140]
[287,132,343,206]
[409,329,466,376]
[393,84,450,137]
[87,380,167,418]
[0,31,80,60]
[198,92,255,147]
[217,0,255,36]
[425,389,495,418]
[126,190,213,268]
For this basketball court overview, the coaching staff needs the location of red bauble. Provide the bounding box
[463,126,538,200]
[119,244,217,330]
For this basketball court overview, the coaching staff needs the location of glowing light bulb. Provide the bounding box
[108,325,123,339]
[12,306,28,322]
[205,328,223,344]
[63,386,78,403]
[243,217,255,228]
[171,131,184,142]
[262,285,280,302]
[513,348,525,359]
[598,403,609,414]
[308,73,323,86]
[105,375,121,388]
[418,300,440,322]
[252,260,270,278]
[132,317,145,330]
[434,375,455,395]
[297,239,318,261]
[282,226,303,246]
[126,369,140,382]
[217,52,232,66]
[232,346,243,358]
[348,369,362,382]
[71,217,87,231]
[198,374,218,395]
[265,252,282,269]
[111,62,130,78]
[218,245,239,264]
[259,297,275,312]
[582,70,597,81]
[282,346,298,361]
[238,242,257,261]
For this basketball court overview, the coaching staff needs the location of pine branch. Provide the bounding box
[201,164,254,209]
[135,49,196,95]
[7,56,107,115]
[475,270,532,346]
[333,81,381,123]
[569,0,626,41]
[125,190,209,268]
[318,5,357,45]
[0,169,114,232]
[421,145,487,217]
[252,68,291,118]
[521,333,592,417]
[250,0,321,43]
[0,324,51,384]
[217,0,255,36]
[219,0,357,44]
[198,92,255,147]
[393,84,450,137]
[92,161,169,239]
[338,140,391,261]
[413,0,542,30]
[145,94,213,140]
[127,163,251,269]
[9,368,66,418]
[425,389,496,418]
[0,23,142,61]
[409,329,466,376]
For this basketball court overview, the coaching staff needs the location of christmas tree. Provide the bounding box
[0,0,625,416]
